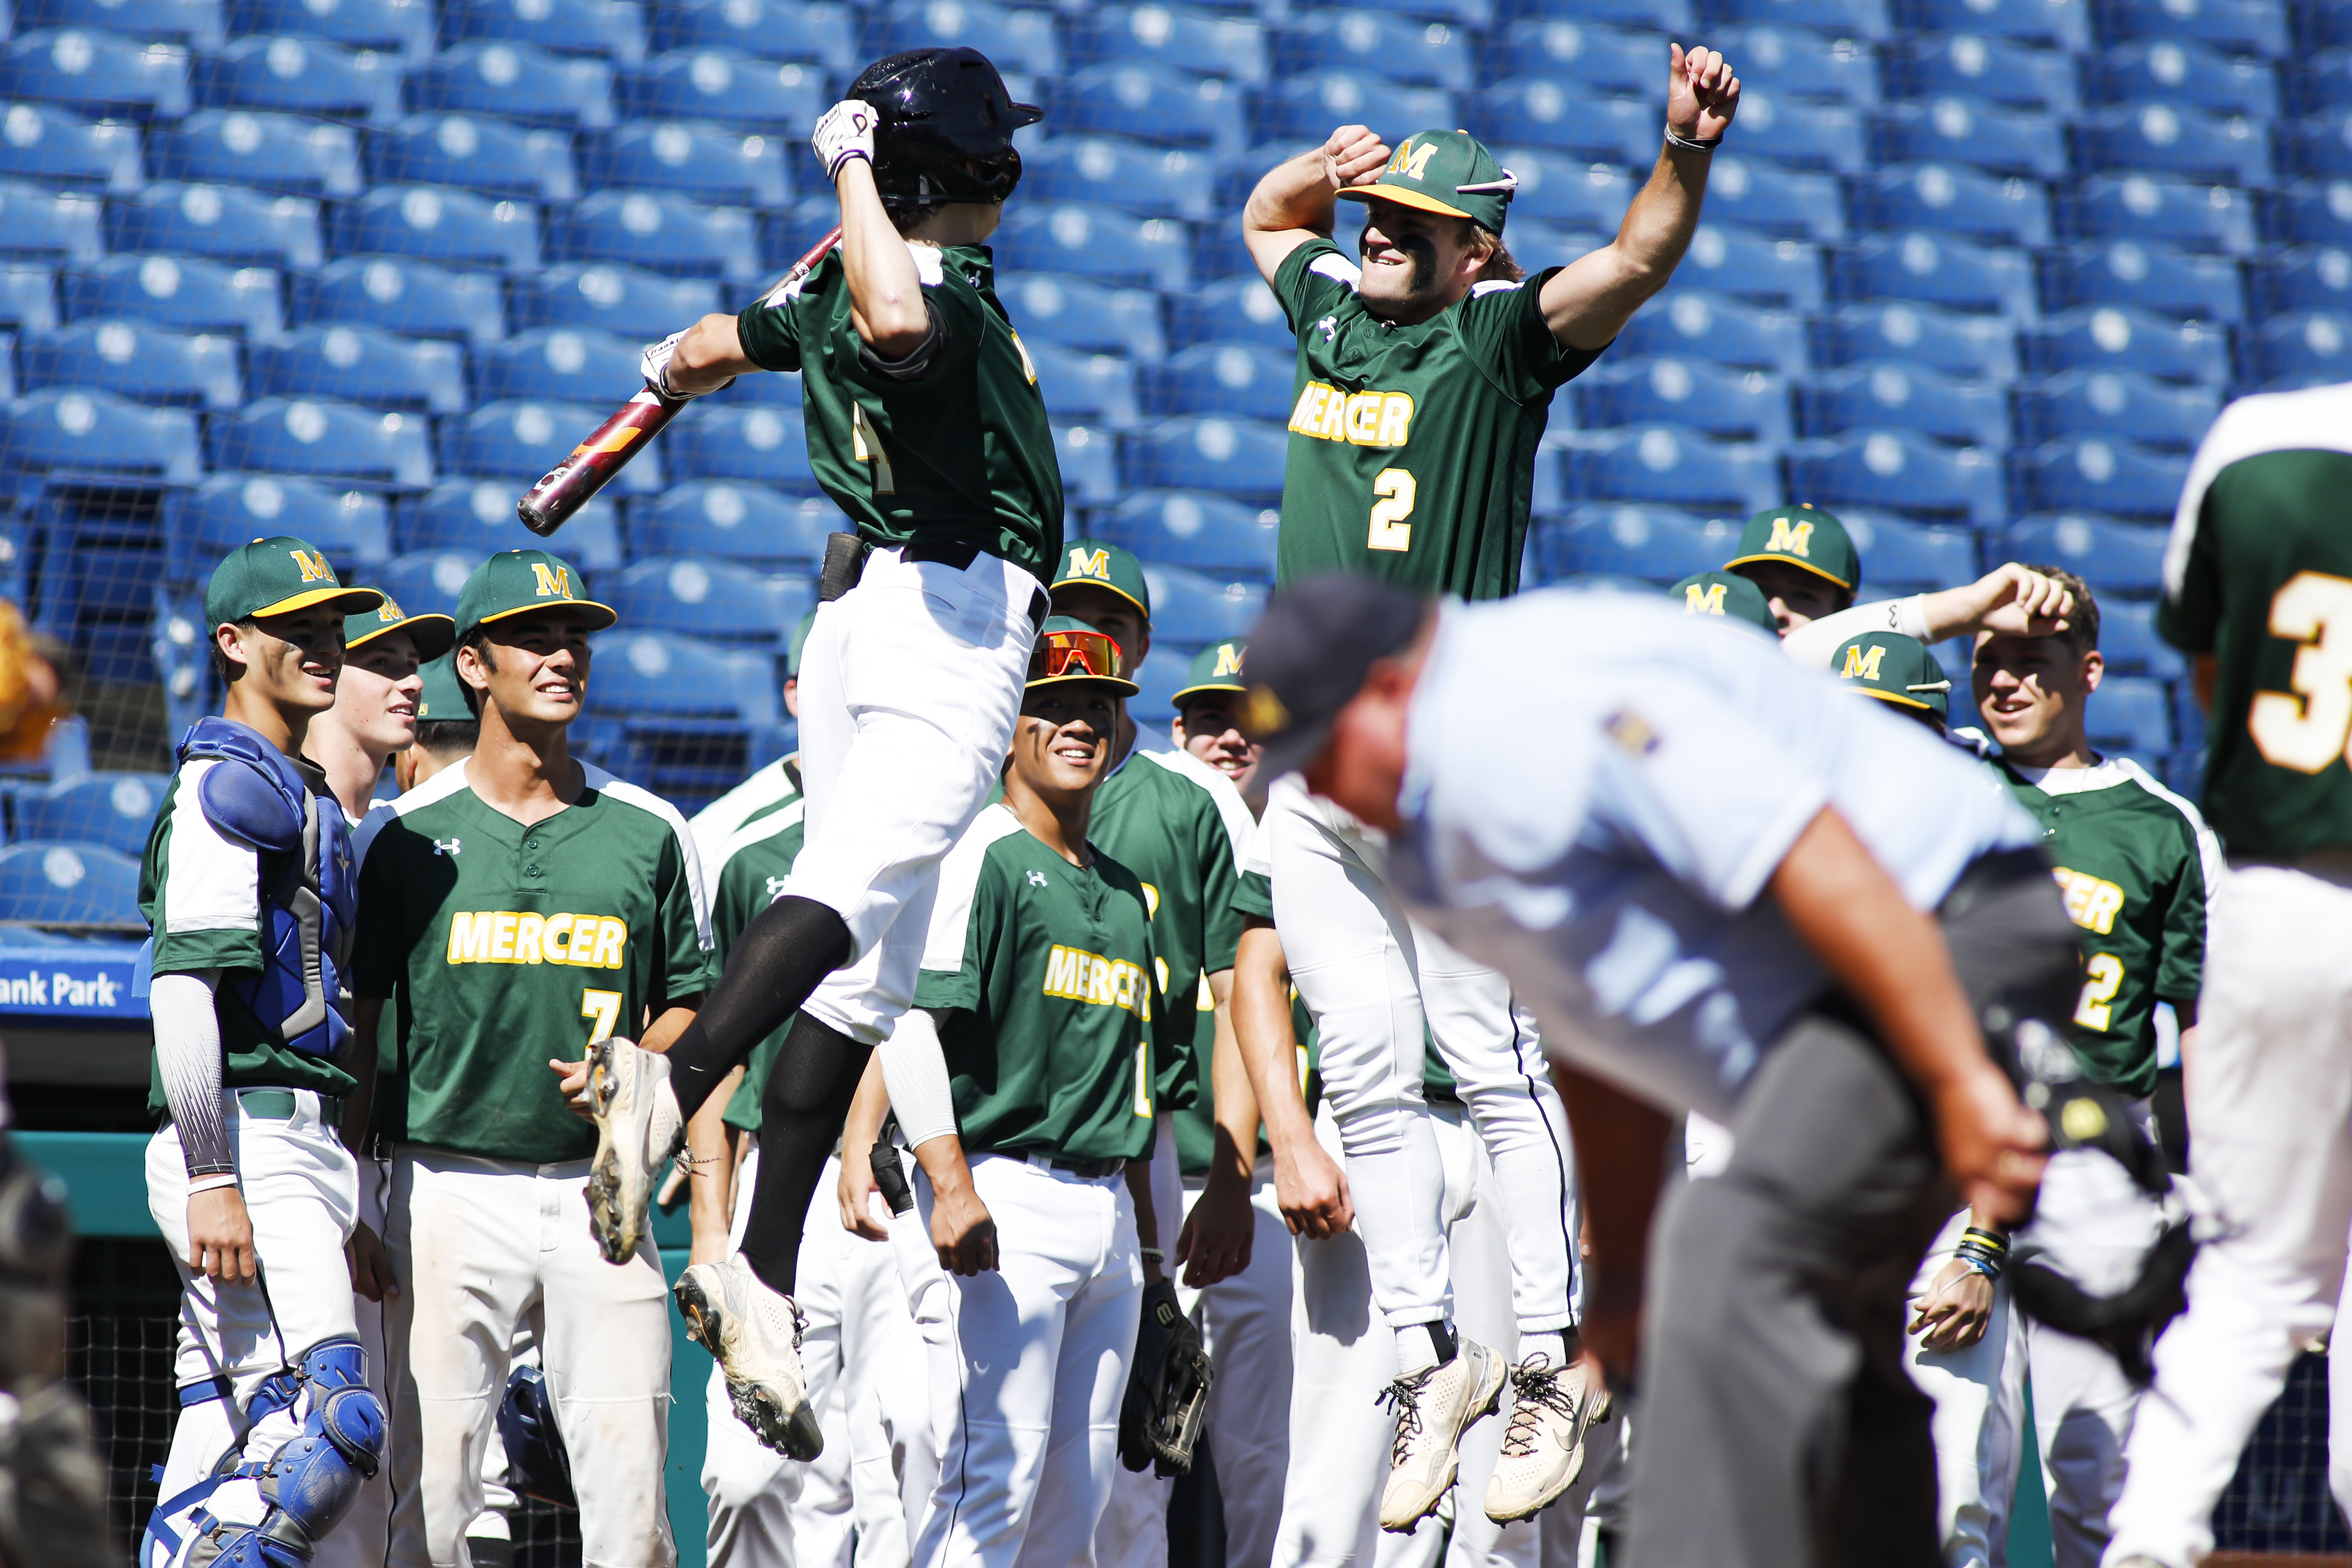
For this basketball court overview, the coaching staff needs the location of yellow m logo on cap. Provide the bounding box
[1212,644,1245,677]
[1388,140,1439,181]
[1683,582,1727,616]
[375,596,404,622]
[1765,518,1815,558]
[1067,547,1109,580]
[532,563,572,599]
[289,549,332,583]
[1841,644,1888,682]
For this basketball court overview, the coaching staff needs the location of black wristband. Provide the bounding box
[1664,127,1723,153]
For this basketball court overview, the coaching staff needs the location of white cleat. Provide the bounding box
[1482,1354,1613,1523]
[584,1036,682,1265]
[674,1256,823,1460]
[1377,1338,1506,1533]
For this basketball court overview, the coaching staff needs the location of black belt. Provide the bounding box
[818,532,1048,629]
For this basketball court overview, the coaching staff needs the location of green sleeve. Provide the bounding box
[913,854,999,1015]
[350,835,408,1002]
[1454,265,1607,403]
[1233,869,1273,922]
[656,833,717,1006]
[2154,821,2209,1005]
[1271,237,1360,338]
[1198,800,1244,975]
[2158,488,2218,653]
[839,274,987,392]
[735,267,814,373]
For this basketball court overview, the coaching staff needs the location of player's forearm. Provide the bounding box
[1243,147,1340,241]
[1540,144,1710,349]
[671,314,760,396]
[842,1048,892,1163]
[153,970,234,1185]
[342,996,383,1163]
[1205,970,1259,1187]
[1553,1058,1671,1302]
[834,159,929,356]
[1233,924,1315,1150]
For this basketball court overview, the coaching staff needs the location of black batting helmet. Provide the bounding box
[849,46,1042,208]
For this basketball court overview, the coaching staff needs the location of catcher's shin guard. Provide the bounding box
[169,1340,386,1567]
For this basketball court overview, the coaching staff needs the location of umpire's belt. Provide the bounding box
[997,1150,1126,1180]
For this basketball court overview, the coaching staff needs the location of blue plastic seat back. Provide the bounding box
[1256,75,1448,151]
[2042,240,2246,323]
[1871,97,2067,180]
[1481,19,1661,98]
[1832,231,2035,316]
[602,554,811,644]
[660,402,809,489]
[0,102,143,189]
[1052,66,1248,156]
[63,255,284,338]
[229,0,435,59]
[626,480,831,568]
[1165,272,1296,356]
[1797,363,2010,448]
[473,325,638,405]
[1619,290,1811,375]
[1530,503,1739,582]
[165,472,393,581]
[332,185,538,270]
[1839,510,1977,592]
[16,773,171,857]
[2098,596,2186,678]
[549,189,760,281]
[1712,0,1892,39]
[586,120,790,209]
[441,397,652,487]
[1001,274,1168,362]
[22,317,243,409]
[618,50,827,131]
[153,109,362,198]
[0,842,143,927]
[1504,0,1691,27]
[1023,138,1217,223]
[2266,182,2352,248]
[247,324,468,413]
[2063,174,2256,255]
[2250,311,2352,386]
[1901,0,2088,48]
[2279,106,2352,179]
[1561,426,1782,514]
[1096,489,1278,581]
[2087,675,2174,754]
[1576,357,1793,444]
[2004,511,2171,591]
[2089,39,2280,117]
[1274,12,1472,90]
[209,396,434,484]
[1068,5,1268,84]
[2099,0,2288,57]
[366,114,579,202]
[649,0,858,70]
[1856,162,2049,247]
[874,0,1061,76]
[1813,300,2018,380]
[1028,343,1140,428]
[515,262,719,336]
[2018,440,2191,520]
[1889,33,2079,113]
[1147,344,1296,423]
[2021,303,2231,383]
[110,182,322,269]
[1784,428,2005,523]
[396,476,622,569]
[588,629,774,719]
[0,29,193,121]
[1056,420,1119,504]
[1122,417,1287,503]
[1493,150,1634,229]
[1128,656,1186,726]
[993,204,1190,293]
[2073,104,2272,186]
[2,387,202,482]
[1669,222,1825,310]
[20,0,224,46]
[1701,157,1847,244]
[1727,90,1868,174]
[2255,245,2352,316]
[0,266,59,335]
[192,34,400,121]
[377,547,478,615]
[2014,369,2220,450]
[1708,24,1879,105]
[410,42,616,129]
[1140,563,1266,646]
[442,0,647,65]
[290,255,504,345]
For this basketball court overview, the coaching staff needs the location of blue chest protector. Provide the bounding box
[176,718,358,1061]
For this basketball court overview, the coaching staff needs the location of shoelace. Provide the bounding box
[1376,1366,1439,1468]
[1498,1358,1585,1459]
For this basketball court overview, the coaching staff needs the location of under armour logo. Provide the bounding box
[1027,870,1050,888]
[1316,314,1339,343]
[765,875,789,899]
[433,838,462,857]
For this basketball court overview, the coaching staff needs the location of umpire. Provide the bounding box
[1240,576,2073,1568]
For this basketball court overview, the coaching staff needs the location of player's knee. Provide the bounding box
[258,1380,387,1546]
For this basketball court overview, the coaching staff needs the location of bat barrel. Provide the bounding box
[517,387,684,537]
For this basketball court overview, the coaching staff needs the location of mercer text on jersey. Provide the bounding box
[447,911,631,968]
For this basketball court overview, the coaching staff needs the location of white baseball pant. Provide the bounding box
[1262,778,1577,1339]
[1271,1103,1539,1568]
[383,1148,675,1568]
[1902,1208,2026,1568]
[910,1152,1143,1568]
[2108,863,2352,1568]
[786,546,1042,1046]
[315,1157,392,1568]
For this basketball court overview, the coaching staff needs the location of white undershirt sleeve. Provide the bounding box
[879,1007,959,1151]
[1777,594,1935,669]
[152,970,235,1185]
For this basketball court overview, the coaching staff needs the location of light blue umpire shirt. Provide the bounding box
[1384,589,2041,1123]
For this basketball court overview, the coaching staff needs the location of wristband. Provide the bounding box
[187,1172,240,1195]
[1957,1251,2001,1280]
[1664,126,1723,153]
[1953,1235,2006,1281]
[1961,1226,2009,1253]
[1140,1247,1165,1264]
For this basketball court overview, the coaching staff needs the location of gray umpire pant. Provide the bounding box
[1628,850,2080,1568]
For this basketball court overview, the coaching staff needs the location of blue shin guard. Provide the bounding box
[177,1341,385,1568]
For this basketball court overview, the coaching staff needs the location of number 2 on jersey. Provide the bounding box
[581,988,622,1045]
[2073,954,2123,1032]
[1369,469,1414,553]
[2250,571,2352,773]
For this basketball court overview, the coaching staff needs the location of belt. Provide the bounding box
[820,531,1048,628]
[993,1150,1126,1180]
[159,1088,343,1131]
[901,541,980,571]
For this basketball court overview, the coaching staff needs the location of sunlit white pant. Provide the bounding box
[1903,1208,2026,1568]
[1263,778,1577,1338]
[788,545,1042,1045]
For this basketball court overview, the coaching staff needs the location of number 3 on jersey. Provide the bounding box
[2251,571,2352,773]
[1370,469,1414,552]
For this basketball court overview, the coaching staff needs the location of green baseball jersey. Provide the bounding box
[2161,386,2352,859]
[141,755,357,1116]
[706,800,806,1136]
[2000,760,2216,1100]
[914,804,1160,1164]
[689,754,802,862]
[351,761,715,1164]
[1270,237,1603,598]
[736,244,1062,583]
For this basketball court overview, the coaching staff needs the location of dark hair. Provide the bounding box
[891,201,951,235]
[209,617,258,684]
[456,628,495,717]
[415,719,479,758]
[2020,563,2100,658]
[1468,222,1523,284]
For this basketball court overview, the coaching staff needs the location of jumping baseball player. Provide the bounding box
[1236,45,1744,1517]
[351,548,713,1568]
[591,46,1062,1454]
[140,537,390,1568]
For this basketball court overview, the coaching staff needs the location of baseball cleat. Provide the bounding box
[584,1036,683,1266]
[674,1257,823,1460]
[1482,1354,1613,1522]
[1376,1337,1506,1532]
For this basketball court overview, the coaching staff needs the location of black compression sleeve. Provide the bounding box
[664,894,852,1124]
[737,1012,871,1296]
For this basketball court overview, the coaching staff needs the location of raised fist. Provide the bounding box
[813,98,881,182]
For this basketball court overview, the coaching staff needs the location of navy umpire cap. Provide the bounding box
[1239,574,1429,782]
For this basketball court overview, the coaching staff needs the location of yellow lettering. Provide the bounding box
[542,913,574,963]
[1765,517,1815,558]
[1290,386,1413,447]
[1685,582,1727,615]
[591,918,627,969]
[490,912,518,962]
[1041,945,1150,1018]
[1289,383,1326,435]
[1344,392,1382,445]
[289,549,332,582]
[1212,644,1244,677]
[1067,547,1109,581]
[448,910,493,964]
[2053,868,2127,937]
[1313,385,1347,441]
[530,562,572,599]
[1374,393,1413,447]
[1840,644,1888,682]
[515,913,544,964]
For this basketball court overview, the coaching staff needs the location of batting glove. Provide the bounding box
[812,99,880,183]
[641,329,730,401]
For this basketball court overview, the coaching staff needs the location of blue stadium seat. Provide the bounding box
[0,103,142,189]
[396,475,622,569]
[1715,0,1892,38]
[1871,97,2068,180]
[229,0,435,59]
[1575,358,1794,444]
[442,0,646,64]
[2073,104,2272,187]
[601,555,811,645]
[0,266,59,335]
[2255,245,2352,315]
[2087,675,2173,754]
[0,842,141,928]
[111,182,323,268]
[1029,343,1141,428]
[994,204,1190,293]
[1499,152,1634,230]
[2016,439,2190,518]
[1833,232,2034,316]
[2278,105,2352,178]
[165,473,393,581]
[1139,563,1264,647]
[2014,369,2221,449]
[333,184,538,270]
[649,0,858,70]
[1469,88,1656,164]
[1528,503,1740,582]
[1560,426,1782,514]
[1059,71,1248,162]
[1854,163,2050,247]
[21,318,243,409]
[626,480,829,568]
[63,258,282,344]
[290,255,503,345]
[1505,0,1691,27]
[14,772,169,856]
[473,325,636,404]
[583,631,787,798]
[758,194,838,275]
[2098,595,2186,678]
[1146,343,1295,423]
[1698,157,1846,244]
[1619,290,1811,375]
[1023,138,1216,223]
[1902,0,2089,48]
[1710,24,1879,105]
[148,584,210,733]
[442,397,654,488]
[1784,429,2005,523]
[20,0,223,45]
[2266,182,2352,248]
[1888,32,2079,113]
[2063,174,2256,255]
[247,324,466,412]
[1123,417,1287,503]
[210,396,434,484]
[1274,11,1471,90]
[1727,92,1868,174]
[1797,363,2010,447]
[2041,240,2245,322]
[2248,311,2352,385]
[1814,300,2019,379]
[1480,19,1658,98]
[1658,224,1822,310]
[515,262,718,336]
[410,43,615,130]
[1838,510,1978,590]
[1,387,202,488]
[0,30,193,121]
[586,121,789,210]
[618,51,828,132]
[548,189,759,281]
[2089,39,2281,117]
[1055,421,1120,505]
[0,177,101,261]
[2098,0,2288,58]
[1004,274,1169,362]
[1069,5,1268,84]
[2022,304,2231,383]
[192,35,401,122]
[2002,512,2169,592]
[377,547,477,614]
[1096,490,1279,581]
[659,402,807,489]
[1256,75,1448,153]
[366,114,578,202]
[875,0,1060,75]
[151,109,361,198]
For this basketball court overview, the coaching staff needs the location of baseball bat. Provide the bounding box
[517,225,844,538]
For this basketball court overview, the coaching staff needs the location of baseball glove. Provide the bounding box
[1118,1280,1212,1478]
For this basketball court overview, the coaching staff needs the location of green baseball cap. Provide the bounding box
[204,536,383,629]
[346,591,456,662]
[1668,572,1777,635]
[1049,540,1151,622]
[1831,631,1951,726]
[454,548,616,639]
[1027,616,1139,696]
[786,608,819,679]
[1171,639,1248,706]
[1337,129,1516,235]
[413,653,473,723]
[1724,503,1860,592]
